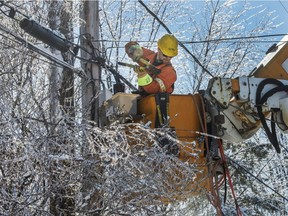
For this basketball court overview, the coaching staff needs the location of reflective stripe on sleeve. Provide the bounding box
[154,78,166,92]
[138,73,153,86]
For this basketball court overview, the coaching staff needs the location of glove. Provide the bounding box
[134,66,153,87]
[133,65,147,77]
[133,65,145,73]
[125,42,143,62]
[145,65,161,75]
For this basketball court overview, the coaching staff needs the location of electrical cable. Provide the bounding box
[259,84,288,153]
[0,38,69,70]
[255,79,284,153]
[74,55,137,91]
[238,155,274,198]
[0,4,136,91]
[0,1,31,24]
[0,22,86,78]
[279,0,288,14]
[0,1,29,19]
[219,141,243,216]
[227,156,288,202]
[93,39,288,44]
[0,2,94,59]
[0,2,128,87]
[181,34,288,44]
[2,1,288,93]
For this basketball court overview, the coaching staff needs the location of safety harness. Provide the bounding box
[154,93,169,127]
[154,93,178,155]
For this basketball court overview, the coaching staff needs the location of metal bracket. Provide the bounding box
[209,78,233,108]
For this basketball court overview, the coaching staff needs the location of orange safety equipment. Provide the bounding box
[157,34,178,57]
[139,47,177,94]
[125,41,177,94]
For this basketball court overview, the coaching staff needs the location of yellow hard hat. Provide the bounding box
[157,34,178,57]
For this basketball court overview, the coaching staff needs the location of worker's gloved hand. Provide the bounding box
[133,65,147,77]
[125,42,143,62]
[134,66,153,87]
[145,65,161,75]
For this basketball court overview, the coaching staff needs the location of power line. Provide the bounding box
[0,2,138,91]
[0,2,89,57]
[93,38,287,44]
[93,39,288,46]
[0,41,71,70]
[181,34,288,44]
[0,1,29,21]
[279,0,288,14]
[0,22,86,78]
[228,156,288,202]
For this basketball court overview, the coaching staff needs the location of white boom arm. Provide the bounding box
[205,77,288,153]
[204,34,288,153]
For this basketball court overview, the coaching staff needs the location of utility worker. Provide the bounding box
[125,34,178,95]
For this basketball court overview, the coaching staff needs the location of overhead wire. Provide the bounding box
[1,1,287,78]
[237,155,275,197]
[0,1,29,19]
[0,21,86,77]
[0,2,84,69]
[92,38,288,44]
[4,1,137,90]
[0,30,60,67]
[0,1,29,23]
[76,33,137,91]
[181,34,288,44]
[0,1,97,62]
[0,1,130,86]
[3,0,287,92]
[228,156,288,202]
[279,0,288,14]
[0,3,137,90]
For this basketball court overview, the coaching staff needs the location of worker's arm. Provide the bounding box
[142,65,177,94]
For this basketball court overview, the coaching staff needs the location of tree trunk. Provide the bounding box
[48,1,76,215]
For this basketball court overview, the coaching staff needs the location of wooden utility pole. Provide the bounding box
[80,1,103,214]
[80,1,101,125]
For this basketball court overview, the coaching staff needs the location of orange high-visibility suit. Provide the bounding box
[125,42,177,94]
[140,47,177,94]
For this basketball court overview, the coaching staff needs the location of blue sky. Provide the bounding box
[175,1,288,37]
[250,0,288,34]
